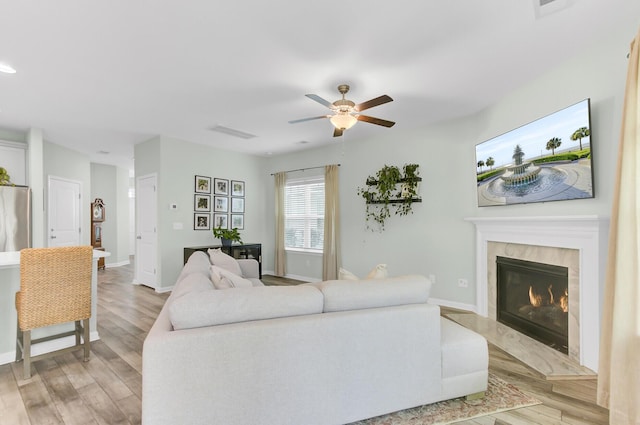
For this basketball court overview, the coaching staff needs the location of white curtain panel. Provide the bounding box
[597,26,640,425]
[322,164,341,280]
[274,172,286,277]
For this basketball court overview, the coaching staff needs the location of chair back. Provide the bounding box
[17,246,93,330]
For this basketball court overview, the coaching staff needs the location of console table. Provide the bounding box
[184,243,262,278]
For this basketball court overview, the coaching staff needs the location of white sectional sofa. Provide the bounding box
[142,251,488,425]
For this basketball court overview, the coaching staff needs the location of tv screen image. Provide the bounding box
[475,99,593,207]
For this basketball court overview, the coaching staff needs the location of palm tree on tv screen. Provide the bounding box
[571,127,590,150]
[477,160,485,172]
[486,157,495,170]
[546,137,562,155]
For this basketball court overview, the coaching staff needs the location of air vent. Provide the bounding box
[209,125,257,140]
[533,0,574,18]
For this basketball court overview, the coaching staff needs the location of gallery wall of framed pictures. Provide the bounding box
[193,175,245,230]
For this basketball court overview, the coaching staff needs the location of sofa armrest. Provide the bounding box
[238,259,259,279]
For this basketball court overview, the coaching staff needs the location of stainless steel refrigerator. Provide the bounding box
[0,185,31,252]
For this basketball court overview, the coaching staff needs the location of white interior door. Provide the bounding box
[48,176,81,247]
[135,174,158,288]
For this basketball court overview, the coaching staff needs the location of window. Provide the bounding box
[284,176,324,251]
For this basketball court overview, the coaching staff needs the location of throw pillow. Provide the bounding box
[210,265,232,289]
[218,268,253,288]
[339,267,359,280]
[365,263,388,279]
[208,248,243,276]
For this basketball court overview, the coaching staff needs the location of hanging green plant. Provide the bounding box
[357,163,421,231]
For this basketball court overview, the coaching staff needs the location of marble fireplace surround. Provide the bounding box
[465,215,608,373]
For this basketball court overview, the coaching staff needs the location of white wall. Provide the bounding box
[43,141,92,247]
[263,21,637,309]
[134,135,268,290]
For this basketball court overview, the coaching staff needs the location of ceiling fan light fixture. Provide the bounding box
[330,112,357,130]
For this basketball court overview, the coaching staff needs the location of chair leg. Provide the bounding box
[82,318,90,362]
[15,323,23,362]
[75,320,81,346]
[23,330,31,380]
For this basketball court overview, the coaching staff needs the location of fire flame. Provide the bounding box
[528,284,567,312]
[559,288,568,313]
[529,286,543,307]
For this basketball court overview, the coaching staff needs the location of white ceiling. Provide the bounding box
[0,0,638,170]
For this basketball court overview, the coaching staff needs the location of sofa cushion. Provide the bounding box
[317,275,431,313]
[440,318,488,378]
[365,263,388,279]
[169,285,324,330]
[210,265,231,289]
[218,268,253,288]
[176,251,211,283]
[208,248,242,276]
[338,264,388,280]
[170,272,215,302]
[338,267,359,280]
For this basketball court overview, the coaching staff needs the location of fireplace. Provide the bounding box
[496,256,568,354]
[466,215,608,372]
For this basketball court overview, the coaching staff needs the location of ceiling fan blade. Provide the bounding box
[357,115,396,128]
[305,94,334,109]
[355,95,393,112]
[333,128,344,137]
[288,115,329,124]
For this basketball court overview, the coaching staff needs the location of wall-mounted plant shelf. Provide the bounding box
[366,198,422,205]
[357,163,421,231]
[366,177,422,186]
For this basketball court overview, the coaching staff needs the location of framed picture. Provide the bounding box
[195,175,211,194]
[194,194,210,212]
[214,196,228,212]
[194,213,210,230]
[231,197,244,213]
[214,178,229,195]
[231,180,245,197]
[213,213,228,229]
[231,214,244,230]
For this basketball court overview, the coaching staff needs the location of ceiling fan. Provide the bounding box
[289,84,395,137]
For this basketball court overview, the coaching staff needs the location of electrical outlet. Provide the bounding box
[429,274,436,284]
[458,278,468,288]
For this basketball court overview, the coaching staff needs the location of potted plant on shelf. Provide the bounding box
[212,227,242,247]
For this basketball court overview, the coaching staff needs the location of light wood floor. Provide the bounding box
[0,264,609,424]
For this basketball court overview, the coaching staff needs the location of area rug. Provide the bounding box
[348,373,540,425]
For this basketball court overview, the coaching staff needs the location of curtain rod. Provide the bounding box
[270,164,340,176]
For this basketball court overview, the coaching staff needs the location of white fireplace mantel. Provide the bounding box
[465,215,609,372]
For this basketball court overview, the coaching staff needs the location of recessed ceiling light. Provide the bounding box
[0,63,17,74]
[98,150,110,155]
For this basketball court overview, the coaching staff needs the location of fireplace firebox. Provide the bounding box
[496,256,569,354]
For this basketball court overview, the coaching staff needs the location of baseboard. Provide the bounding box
[0,331,100,366]
[285,273,320,283]
[105,259,130,268]
[429,297,477,313]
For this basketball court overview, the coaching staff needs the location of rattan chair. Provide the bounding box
[15,246,93,379]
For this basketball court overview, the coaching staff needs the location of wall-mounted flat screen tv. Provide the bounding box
[476,99,593,207]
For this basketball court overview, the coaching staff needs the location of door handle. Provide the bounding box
[137,236,142,239]
[51,236,57,239]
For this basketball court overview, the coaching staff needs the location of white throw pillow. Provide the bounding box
[210,265,232,289]
[365,264,388,279]
[208,248,242,276]
[218,268,253,288]
[338,268,359,280]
